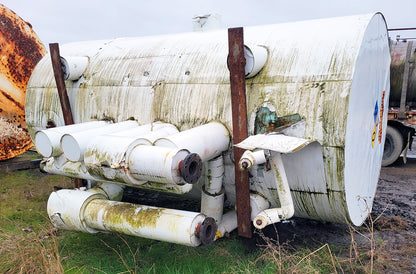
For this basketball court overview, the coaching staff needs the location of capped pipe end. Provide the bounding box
[198,217,217,246]
[35,131,53,157]
[180,153,203,184]
[61,134,82,162]
[253,215,268,229]
[238,158,252,171]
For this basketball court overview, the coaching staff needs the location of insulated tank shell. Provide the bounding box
[26,13,390,226]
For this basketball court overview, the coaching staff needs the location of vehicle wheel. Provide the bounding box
[382,126,403,166]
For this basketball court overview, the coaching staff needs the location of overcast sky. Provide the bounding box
[2,0,416,45]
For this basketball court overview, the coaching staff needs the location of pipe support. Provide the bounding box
[253,152,294,229]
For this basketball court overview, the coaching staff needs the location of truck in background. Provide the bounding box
[383,28,416,166]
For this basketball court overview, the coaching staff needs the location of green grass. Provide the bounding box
[1,156,414,273]
[0,167,261,273]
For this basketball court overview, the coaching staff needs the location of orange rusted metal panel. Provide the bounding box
[0,4,46,160]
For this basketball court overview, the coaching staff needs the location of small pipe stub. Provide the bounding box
[179,153,203,184]
[198,217,217,245]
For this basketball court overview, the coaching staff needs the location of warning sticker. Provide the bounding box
[372,125,377,147]
[378,90,385,144]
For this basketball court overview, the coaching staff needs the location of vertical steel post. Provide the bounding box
[49,43,83,188]
[227,27,252,238]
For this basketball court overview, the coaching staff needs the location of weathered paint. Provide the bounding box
[28,14,390,226]
[0,4,46,160]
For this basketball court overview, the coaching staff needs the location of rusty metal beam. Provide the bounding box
[227,27,252,238]
[49,43,83,188]
[49,43,74,125]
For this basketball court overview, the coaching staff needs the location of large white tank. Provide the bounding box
[26,13,390,228]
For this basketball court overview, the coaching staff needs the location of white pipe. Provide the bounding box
[205,156,224,193]
[250,193,270,220]
[238,149,267,171]
[84,136,151,184]
[155,122,230,162]
[41,155,99,181]
[128,146,202,185]
[216,211,238,239]
[110,122,178,139]
[84,122,177,183]
[84,122,178,170]
[35,121,108,157]
[61,120,139,162]
[84,200,212,246]
[253,152,294,229]
[201,186,224,224]
[87,182,125,201]
[47,189,106,233]
[244,45,268,78]
[60,56,89,81]
[85,136,151,169]
[47,189,217,246]
[201,156,225,224]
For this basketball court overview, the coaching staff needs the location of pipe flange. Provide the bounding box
[198,217,217,245]
[180,153,203,184]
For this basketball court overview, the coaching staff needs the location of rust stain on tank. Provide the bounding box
[0,4,46,160]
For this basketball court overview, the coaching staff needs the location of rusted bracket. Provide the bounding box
[49,43,74,125]
[50,43,83,188]
[227,27,252,238]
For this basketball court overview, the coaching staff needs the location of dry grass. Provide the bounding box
[0,216,63,273]
[254,227,341,273]
[252,209,416,274]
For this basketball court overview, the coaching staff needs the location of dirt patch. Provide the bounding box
[373,157,416,228]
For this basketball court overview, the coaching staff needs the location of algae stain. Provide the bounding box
[100,202,162,230]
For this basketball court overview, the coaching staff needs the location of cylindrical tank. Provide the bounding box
[26,13,390,226]
[0,4,46,160]
[390,40,416,107]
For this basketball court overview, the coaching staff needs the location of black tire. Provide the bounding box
[382,126,404,166]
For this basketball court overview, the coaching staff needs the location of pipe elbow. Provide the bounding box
[252,204,295,230]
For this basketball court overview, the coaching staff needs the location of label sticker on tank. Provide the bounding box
[372,100,379,148]
[378,90,385,144]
